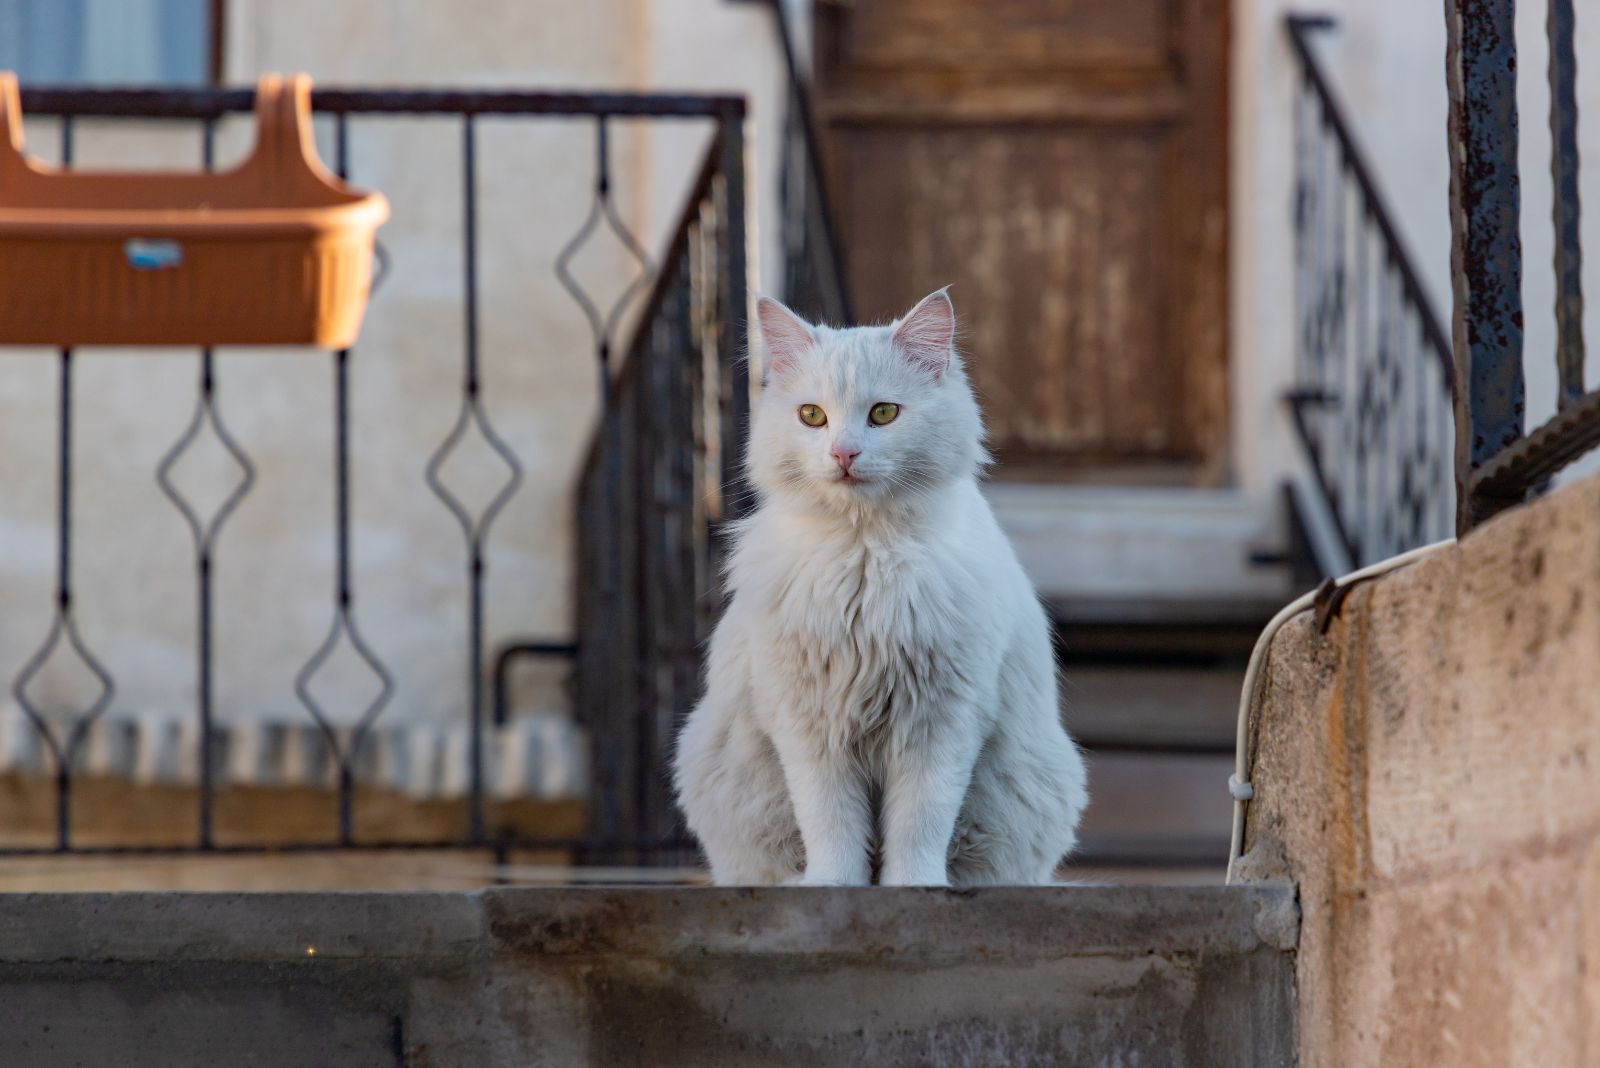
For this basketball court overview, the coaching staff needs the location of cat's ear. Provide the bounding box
[757,296,815,379]
[892,287,956,377]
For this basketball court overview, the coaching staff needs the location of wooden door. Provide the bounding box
[816,0,1228,481]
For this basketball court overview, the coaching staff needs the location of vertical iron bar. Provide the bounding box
[198,116,217,847]
[1383,263,1400,555]
[463,113,485,842]
[1319,98,1337,465]
[595,118,612,392]
[1547,0,1583,408]
[1373,266,1391,557]
[1445,0,1524,531]
[716,106,751,523]
[1337,119,1363,530]
[334,113,355,844]
[1293,78,1309,401]
[334,343,354,844]
[1330,114,1349,473]
[54,348,73,850]
[55,118,75,850]
[197,353,217,846]
[599,130,625,848]
[1354,207,1370,559]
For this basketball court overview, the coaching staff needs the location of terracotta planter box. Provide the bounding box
[0,73,388,349]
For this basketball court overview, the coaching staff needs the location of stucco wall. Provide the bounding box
[0,1,787,752]
[1238,473,1600,1066]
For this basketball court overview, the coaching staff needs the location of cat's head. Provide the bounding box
[747,289,985,511]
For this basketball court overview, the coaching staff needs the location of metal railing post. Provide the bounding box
[1444,0,1525,532]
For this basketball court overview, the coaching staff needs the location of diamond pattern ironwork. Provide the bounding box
[555,117,655,372]
[426,397,523,553]
[294,610,395,770]
[156,354,256,557]
[13,610,115,775]
[12,349,117,847]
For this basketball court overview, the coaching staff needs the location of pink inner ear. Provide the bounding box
[757,297,815,378]
[892,290,955,376]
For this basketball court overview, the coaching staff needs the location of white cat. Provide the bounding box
[673,289,1087,886]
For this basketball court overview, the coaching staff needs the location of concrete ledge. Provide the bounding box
[485,884,1299,959]
[0,886,1296,1067]
[0,891,487,963]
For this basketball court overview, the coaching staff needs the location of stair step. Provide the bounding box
[1064,665,1240,753]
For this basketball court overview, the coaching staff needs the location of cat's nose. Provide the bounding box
[831,442,861,473]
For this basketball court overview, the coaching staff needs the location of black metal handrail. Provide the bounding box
[1447,0,1595,526]
[19,85,746,117]
[1285,15,1458,568]
[1,85,747,862]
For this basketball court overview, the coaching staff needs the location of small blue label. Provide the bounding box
[125,238,183,270]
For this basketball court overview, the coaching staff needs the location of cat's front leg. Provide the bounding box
[770,722,872,886]
[880,720,983,887]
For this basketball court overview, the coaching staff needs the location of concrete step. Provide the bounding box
[988,484,1293,624]
[1072,750,1234,879]
[1064,664,1241,753]
[1053,624,1252,880]
[0,887,1297,1067]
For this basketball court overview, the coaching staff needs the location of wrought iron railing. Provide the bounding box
[2,85,747,863]
[1446,0,1595,528]
[1289,1,1598,569]
[576,119,747,862]
[1286,15,1458,570]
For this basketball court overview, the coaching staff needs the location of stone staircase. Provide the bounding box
[990,483,1294,881]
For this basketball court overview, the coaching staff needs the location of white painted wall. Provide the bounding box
[0,0,790,744]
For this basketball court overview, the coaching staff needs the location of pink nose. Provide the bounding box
[831,443,861,473]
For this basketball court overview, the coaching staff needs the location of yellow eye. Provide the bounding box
[798,404,827,427]
[869,402,900,426]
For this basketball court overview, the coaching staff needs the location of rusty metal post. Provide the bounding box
[1548,0,1584,410]
[1444,0,1524,533]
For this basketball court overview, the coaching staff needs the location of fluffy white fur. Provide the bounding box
[673,290,1087,886]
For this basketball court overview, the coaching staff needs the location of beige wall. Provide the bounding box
[0,1,789,762]
[1240,473,1600,1066]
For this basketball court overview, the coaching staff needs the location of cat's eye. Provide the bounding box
[798,403,827,427]
[868,402,900,426]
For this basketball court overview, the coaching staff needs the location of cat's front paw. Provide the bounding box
[880,865,951,888]
[792,870,867,887]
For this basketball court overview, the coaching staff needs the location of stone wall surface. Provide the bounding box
[1239,473,1600,1067]
[0,886,1296,1067]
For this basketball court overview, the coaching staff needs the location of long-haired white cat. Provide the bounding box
[673,289,1087,886]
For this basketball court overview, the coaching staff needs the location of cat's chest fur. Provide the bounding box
[742,520,980,745]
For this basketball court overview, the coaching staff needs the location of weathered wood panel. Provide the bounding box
[818,0,1229,479]
[837,126,1172,459]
